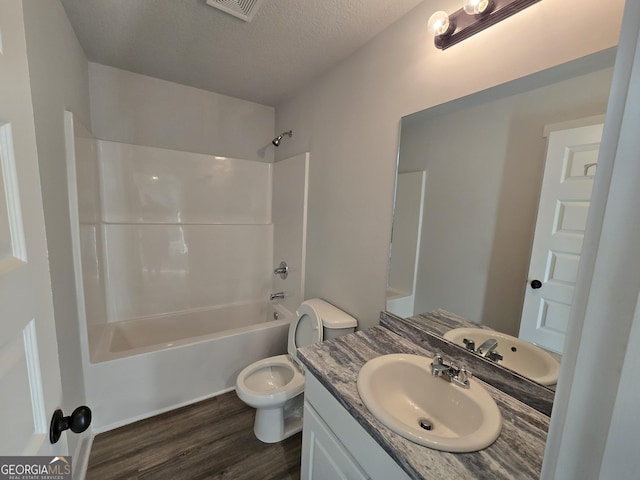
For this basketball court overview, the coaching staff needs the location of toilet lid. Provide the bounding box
[287,303,323,360]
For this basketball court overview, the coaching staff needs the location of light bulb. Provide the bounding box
[427,11,451,36]
[464,0,490,15]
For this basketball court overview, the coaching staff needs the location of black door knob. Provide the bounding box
[530,280,543,289]
[49,406,92,444]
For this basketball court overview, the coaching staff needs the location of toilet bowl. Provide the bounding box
[235,298,357,443]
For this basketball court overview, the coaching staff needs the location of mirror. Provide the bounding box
[387,48,616,389]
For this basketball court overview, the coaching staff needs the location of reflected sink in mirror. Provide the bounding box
[357,354,502,452]
[443,328,560,386]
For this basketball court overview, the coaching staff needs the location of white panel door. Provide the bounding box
[519,123,603,354]
[0,0,66,456]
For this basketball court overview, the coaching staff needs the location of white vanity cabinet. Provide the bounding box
[302,403,369,480]
[301,373,411,480]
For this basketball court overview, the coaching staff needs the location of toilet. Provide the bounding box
[235,298,357,443]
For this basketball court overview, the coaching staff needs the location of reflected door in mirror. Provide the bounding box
[519,122,603,354]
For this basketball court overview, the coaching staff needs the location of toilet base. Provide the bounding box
[253,395,303,443]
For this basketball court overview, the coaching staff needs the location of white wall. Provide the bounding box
[274,0,625,330]
[98,142,272,225]
[70,138,313,365]
[386,171,426,318]
[83,141,274,324]
[272,153,309,313]
[388,171,425,297]
[89,63,275,163]
[398,63,613,335]
[72,122,107,358]
[22,0,92,460]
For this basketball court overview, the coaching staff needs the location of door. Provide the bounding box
[0,0,66,456]
[519,123,603,354]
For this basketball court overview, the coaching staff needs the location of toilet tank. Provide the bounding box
[303,298,357,340]
[323,324,356,340]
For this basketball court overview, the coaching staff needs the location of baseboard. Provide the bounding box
[94,386,237,434]
[72,431,94,480]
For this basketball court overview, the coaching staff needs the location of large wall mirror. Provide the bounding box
[387,48,616,389]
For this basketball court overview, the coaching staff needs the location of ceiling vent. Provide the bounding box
[205,0,265,22]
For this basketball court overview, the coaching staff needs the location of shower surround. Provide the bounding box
[66,113,308,430]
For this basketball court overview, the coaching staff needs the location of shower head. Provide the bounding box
[272,130,293,147]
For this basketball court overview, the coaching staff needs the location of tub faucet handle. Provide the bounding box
[270,292,286,301]
[274,261,288,279]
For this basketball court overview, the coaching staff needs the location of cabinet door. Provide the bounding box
[302,402,370,480]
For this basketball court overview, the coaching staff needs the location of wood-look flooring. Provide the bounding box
[86,391,302,480]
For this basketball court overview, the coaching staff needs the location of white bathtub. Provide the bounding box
[94,301,290,361]
[85,301,291,431]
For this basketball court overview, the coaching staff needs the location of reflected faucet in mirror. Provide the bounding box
[462,336,502,359]
[475,339,502,361]
[444,326,560,386]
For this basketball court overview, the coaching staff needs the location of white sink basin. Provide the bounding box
[443,328,560,385]
[357,354,502,452]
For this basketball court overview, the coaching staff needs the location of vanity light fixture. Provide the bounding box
[428,0,541,50]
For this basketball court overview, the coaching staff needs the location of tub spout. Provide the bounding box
[270,292,286,301]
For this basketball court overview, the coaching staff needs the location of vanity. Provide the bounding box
[297,314,550,480]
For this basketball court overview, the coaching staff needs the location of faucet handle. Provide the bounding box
[487,351,504,362]
[273,261,289,279]
[430,354,449,376]
[457,367,472,382]
[463,338,476,351]
[452,366,472,389]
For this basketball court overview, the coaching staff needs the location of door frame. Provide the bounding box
[542,1,640,476]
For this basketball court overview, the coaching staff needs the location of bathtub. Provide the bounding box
[85,301,291,431]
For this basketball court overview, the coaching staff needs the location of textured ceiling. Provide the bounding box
[60,0,427,106]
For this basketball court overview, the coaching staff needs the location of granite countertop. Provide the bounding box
[297,325,549,480]
[407,308,495,336]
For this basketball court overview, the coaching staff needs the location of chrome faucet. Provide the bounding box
[270,292,286,301]
[465,337,503,362]
[430,354,471,389]
[476,338,498,357]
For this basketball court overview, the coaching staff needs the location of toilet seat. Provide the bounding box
[287,302,323,369]
[236,354,305,407]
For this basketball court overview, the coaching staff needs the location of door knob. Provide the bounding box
[530,280,543,289]
[49,406,92,444]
